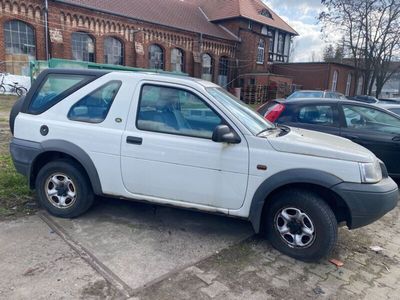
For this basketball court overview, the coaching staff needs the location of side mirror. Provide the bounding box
[212,125,241,144]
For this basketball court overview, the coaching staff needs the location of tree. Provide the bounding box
[323,44,335,62]
[319,0,400,97]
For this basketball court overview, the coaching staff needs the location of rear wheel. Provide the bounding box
[0,85,5,94]
[16,87,27,96]
[35,160,94,218]
[264,189,337,262]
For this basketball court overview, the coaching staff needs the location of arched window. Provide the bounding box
[104,37,123,65]
[331,70,338,92]
[149,44,164,70]
[4,20,36,59]
[356,75,364,95]
[170,48,184,73]
[201,53,213,81]
[218,56,229,87]
[345,73,352,96]
[72,32,95,62]
[256,39,265,64]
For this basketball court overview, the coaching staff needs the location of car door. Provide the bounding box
[120,82,249,210]
[284,103,341,136]
[339,103,400,176]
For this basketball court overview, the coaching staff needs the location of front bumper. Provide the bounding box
[332,177,399,229]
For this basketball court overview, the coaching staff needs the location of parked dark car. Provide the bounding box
[287,90,347,100]
[349,95,379,104]
[258,99,400,178]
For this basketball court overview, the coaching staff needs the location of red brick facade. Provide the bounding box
[273,63,363,97]
[0,0,297,90]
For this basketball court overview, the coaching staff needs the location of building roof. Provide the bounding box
[57,0,297,40]
[197,0,298,35]
[57,0,240,41]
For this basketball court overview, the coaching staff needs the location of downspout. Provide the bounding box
[44,0,50,60]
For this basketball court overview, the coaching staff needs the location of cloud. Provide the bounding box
[264,0,332,62]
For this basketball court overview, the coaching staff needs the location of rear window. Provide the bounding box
[28,74,93,114]
[287,91,324,99]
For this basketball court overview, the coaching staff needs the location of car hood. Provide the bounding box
[267,127,376,163]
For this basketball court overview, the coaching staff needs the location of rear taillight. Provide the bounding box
[265,103,285,122]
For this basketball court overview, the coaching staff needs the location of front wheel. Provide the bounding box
[264,189,338,262]
[0,85,5,94]
[35,159,94,218]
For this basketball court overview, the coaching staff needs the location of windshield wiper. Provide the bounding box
[277,125,290,136]
[257,127,279,136]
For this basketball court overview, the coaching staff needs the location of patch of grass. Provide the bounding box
[0,154,34,219]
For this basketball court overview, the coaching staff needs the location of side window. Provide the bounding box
[29,74,93,114]
[343,105,400,134]
[137,85,222,139]
[298,105,335,126]
[68,81,122,123]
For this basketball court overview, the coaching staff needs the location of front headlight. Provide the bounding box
[359,160,382,183]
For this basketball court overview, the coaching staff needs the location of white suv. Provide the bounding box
[10,69,398,261]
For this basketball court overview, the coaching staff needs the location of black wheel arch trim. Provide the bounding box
[249,168,343,233]
[31,139,103,195]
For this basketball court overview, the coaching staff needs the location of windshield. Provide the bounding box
[287,91,324,99]
[206,87,274,135]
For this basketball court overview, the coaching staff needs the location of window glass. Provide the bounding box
[218,57,229,87]
[277,33,285,55]
[298,105,335,126]
[207,87,274,135]
[331,70,338,92]
[4,20,36,59]
[345,73,352,96]
[287,91,324,99]
[149,44,164,70]
[137,85,222,139]
[171,48,184,73]
[257,39,265,64]
[202,54,213,81]
[68,81,121,123]
[104,37,123,65]
[72,32,95,62]
[343,105,400,134]
[29,74,91,114]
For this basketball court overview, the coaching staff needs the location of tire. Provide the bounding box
[264,189,337,262]
[16,87,27,96]
[0,85,5,94]
[35,159,94,218]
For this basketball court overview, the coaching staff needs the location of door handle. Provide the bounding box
[126,136,143,145]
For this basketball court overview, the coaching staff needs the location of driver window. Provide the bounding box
[137,85,222,139]
[68,81,121,123]
[343,105,400,133]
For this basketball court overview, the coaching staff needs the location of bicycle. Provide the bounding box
[0,73,28,96]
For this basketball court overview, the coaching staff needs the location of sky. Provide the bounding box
[264,0,330,62]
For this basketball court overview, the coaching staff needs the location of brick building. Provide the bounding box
[273,62,365,97]
[0,0,297,92]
